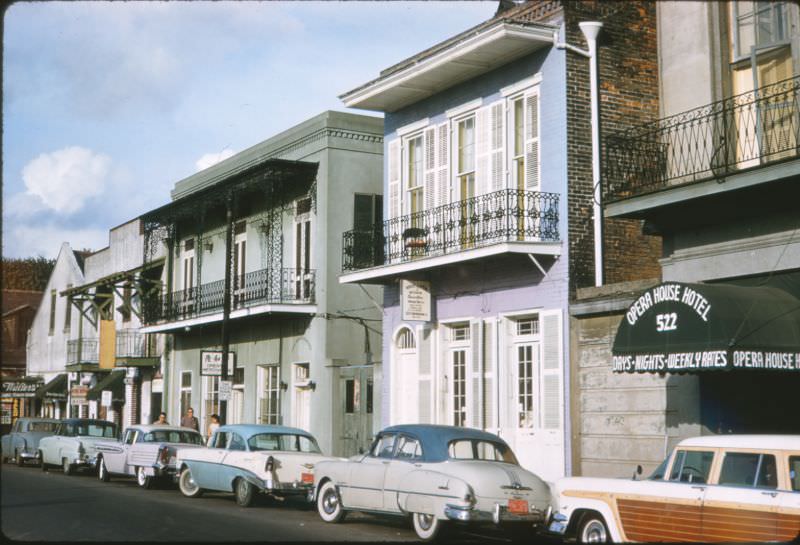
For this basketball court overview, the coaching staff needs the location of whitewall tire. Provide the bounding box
[412,512,444,542]
[578,514,609,544]
[98,458,110,482]
[317,481,346,523]
[136,466,153,489]
[178,467,203,498]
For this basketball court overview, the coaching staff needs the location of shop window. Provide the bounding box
[719,452,777,489]
[258,365,280,425]
[669,450,714,483]
[180,371,192,419]
[789,456,800,491]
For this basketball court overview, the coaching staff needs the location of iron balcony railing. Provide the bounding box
[605,75,800,201]
[342,189,560,272]
[143,267,315,324]
[66,338,99,365]
[116,330,161,359]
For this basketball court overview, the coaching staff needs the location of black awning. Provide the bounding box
[612,282,800,374]
[35,374,68,400]
[87,371,125,402]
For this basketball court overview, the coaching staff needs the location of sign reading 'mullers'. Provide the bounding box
[613,350,800,373]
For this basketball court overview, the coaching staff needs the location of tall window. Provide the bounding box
[48,290,57,336]
[457,117,476,246]
[233,221,246,306]
[258,365,281,425]
[63,287,73,333]
[406,135,424,217]
[203,375,221,434]
[295,198,312,301]
[451,350,467,426]
[180,371,192,419]
[181,239,195,315]
[512,97,526,190]
[517,345,535,428]
[352,194,384,268]
[732,2,789,60]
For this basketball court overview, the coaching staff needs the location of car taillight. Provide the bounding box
[159,446,170,464]
[265,455,274,473]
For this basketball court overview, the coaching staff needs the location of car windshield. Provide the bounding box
[247,433,321,453]
[447,439,518,464]
[142,430,203,445]
[28,422,57,432]
[75,423,117,438]
[648,454,670,480]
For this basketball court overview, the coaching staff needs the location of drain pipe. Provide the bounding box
[554,21,604,286]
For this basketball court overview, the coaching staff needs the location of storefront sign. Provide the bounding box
[219,380,233,401]
[101,390,112,407]
[613,282,800,374]
[151,378,163,393]
[401,280,431,322]
[200,351,236,376]
[1,381,41,398]
[70,385,89,405]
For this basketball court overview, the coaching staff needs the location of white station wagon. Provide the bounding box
[314,424,551,541]
[548,435,800,543]
[95,425,205,488]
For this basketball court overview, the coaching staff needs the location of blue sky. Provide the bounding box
[3,1,497,259]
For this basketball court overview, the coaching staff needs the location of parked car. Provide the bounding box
[95,425,205,488]
[547,434,800,543]
[313,424,551,541]
[175,424,340,507]
[1,417,59,466]
[38,418,118,475]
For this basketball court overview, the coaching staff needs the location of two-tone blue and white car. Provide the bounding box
[314,424,551,541]
[38,418,118,475]
[175,424,341,507]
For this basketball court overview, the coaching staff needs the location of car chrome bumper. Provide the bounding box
[444,503,547,524]
[545,512,569,535]
[19,451,39,460]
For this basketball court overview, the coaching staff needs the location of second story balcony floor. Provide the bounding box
[66,338,99,371]
[604,75,800,223]
[340,188,560,284]
[115,330,161,367]
[141,267,316,333]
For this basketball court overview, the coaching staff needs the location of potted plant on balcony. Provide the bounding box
[402,227,428,250]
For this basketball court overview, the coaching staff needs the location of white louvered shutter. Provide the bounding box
[475,107,490,196]
[483,319,496,432]
[539,309,563,430]
[388,139,401,218]
[524,91,540,190]
[470,320,483,429]
[436,123,449,208]
[424,127,437,212]
[417,326,433,424]
[489,102,505,193]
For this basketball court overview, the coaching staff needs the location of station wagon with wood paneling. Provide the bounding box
[548,435,800,542]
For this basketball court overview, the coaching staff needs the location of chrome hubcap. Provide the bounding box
[583,520,607,543]
[323,490,338,513]
[418,514,434,531]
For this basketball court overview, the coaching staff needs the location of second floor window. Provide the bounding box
[732,1,789,60]
[48,290,57,336]
[406,134,424,216]
[182,238,195,293]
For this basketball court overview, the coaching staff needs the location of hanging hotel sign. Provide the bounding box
[401,279,431,322]
[200,351,236,376]
[612,282,800,374]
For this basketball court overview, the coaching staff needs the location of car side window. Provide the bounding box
[719,452,777,489]
[228,433,246,451]
[12,421,21,433]
[395,435,422,460]
[789,456,799,492]
[124,430,136,445]
[212,432,227,448]
[668,450,714,483]
[370,433,396,458]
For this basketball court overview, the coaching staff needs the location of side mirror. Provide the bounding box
[632,464,643,480]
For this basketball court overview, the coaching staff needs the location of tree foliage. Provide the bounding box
[2,256,56,291]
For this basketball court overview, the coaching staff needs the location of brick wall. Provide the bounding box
[563,0,662,292]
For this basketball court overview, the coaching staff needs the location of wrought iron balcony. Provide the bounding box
[342,189,559,272]
[605,75,799,202]
[116,330,161,359]
[66,338,99,365]
[143,267,315,324]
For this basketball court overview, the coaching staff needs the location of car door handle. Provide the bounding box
[382,460,390,465]
[761,491,778,498]
[690,486,705,491]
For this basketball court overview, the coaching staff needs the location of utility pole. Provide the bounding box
[219,196,234,424]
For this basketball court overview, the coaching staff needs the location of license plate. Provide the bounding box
[301,472,314,484]
[508,499,528,514]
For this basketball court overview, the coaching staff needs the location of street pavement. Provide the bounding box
[1,463,560,543]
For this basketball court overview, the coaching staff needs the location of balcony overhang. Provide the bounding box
[140,303,317,334]
[339,241,561,285]
[340,22,556,112]
[605,159,800,221]
[115,357,160,368]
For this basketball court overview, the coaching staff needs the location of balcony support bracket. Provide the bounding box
[528,254,549,279]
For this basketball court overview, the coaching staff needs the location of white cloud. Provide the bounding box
[21,147,111,214]
[3,224,108,259]
[195,148,236,172]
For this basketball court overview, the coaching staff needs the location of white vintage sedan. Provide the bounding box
[548,434,800,543]
[95,425,205,488]
[1,417,59,466]
[175,424,340,507]
[314,424,551,541]
[38,418,118,475]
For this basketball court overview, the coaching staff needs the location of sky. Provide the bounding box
[2,0,498,259]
